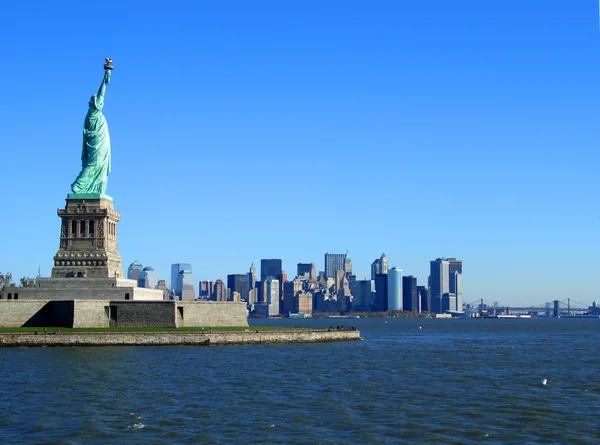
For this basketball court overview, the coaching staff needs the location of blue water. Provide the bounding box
[1,318,599,444]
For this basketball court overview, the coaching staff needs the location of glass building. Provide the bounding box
[260,259,282,281]
[171,263,192,292]
[138,266,158,289]
[176,269,196,301]
[127,261,144,281]
[324,253,346,279]
[387,267,403,311]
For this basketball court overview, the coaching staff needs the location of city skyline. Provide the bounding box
[1,1,599,307]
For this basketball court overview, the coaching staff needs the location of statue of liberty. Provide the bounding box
[70,59,113,195]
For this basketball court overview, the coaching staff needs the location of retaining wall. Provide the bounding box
[0,301,49,327]
[0,300,248,328]
[0,330,360,347]
[177,301,248,328]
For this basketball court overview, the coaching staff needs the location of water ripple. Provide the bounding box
[1,318,599,444]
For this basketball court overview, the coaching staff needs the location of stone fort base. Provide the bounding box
[3,278,164,301]
[0,300,249,328]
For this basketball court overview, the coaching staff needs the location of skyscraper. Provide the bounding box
[157,280,168,299]
[448,258,463,274]
[449,271,463,312]
[430,258,450,313]
[283,280,300,314]
[374,273,388,312]
[213,279,227,301]
[138,266,158,289]
[371,259,380,280]
[298,291,313,315]
[402,275,418,312]
[387,267,403,311]
[266,277,280,316]
[417,286,429,312]
[260,259,282,281]
[248,263,257,289]
[171,263,192,292]
[344,256,352,276]
[350,279,374,311]
[279,270,287,315]
[379,253,388,275]
[127,261,144,281]
[297,263,316,280]
[199,280,213,298]
[371,253,388,279]
[324,252,346,279]
[176,269,196,300]
[227,274,250,302]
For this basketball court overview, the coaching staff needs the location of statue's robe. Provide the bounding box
[70,94,111,194]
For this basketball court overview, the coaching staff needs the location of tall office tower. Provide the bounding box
[266,277,280,316]
[371,253,388,280]
[227,274,249,302]
[199,280,213,298]
[177,269,196,300]
[138,266,158,289]
[402,275,418,312]
[248,288,258,304]
[248,263,257,290]
[441,293,456,312]
[324,252,346,279]
[171,263,192,292]
[255,281,264,303]
[283,281,298,314]
[430,258,450,313]
[344,255,352,276]
[387,267,403,311]
[335,269,346,294]
[449,271,463,312]
[213,279,227,301]
[350,279,375,311]
[279,270,287,314]
[297,263,316,280]
[297,291,313,315]
[338,274,352,312]
[157,280,168,299]
[371,259,380,280]
[338,273,352,298]
[417,286,429,312]
[448,258,463,275]
[374,273,389,312]
[379,253,388,275]
[127,261,144,281]
[260,259,282,281]
[292,277,304,294]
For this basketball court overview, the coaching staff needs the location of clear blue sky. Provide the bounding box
[1,0,599,307]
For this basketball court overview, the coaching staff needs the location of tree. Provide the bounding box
[20,276,36,287]
[0,272,13,293]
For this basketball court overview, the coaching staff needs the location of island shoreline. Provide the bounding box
[0,329,361,347]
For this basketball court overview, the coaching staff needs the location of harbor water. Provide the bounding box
[1,318,599,444]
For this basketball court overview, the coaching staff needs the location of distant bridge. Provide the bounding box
[465,298,593,316]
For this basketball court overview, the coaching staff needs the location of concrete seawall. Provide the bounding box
[0,329,361,347]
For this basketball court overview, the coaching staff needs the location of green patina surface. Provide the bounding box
[70,68,112,195]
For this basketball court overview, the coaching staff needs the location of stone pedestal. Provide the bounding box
[51,196,124,279]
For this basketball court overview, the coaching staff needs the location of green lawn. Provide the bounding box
[0,326,305,333]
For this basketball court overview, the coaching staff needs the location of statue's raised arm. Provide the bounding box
[97,58,113,99]
[70,59,114,196]
[97,70,110,99]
